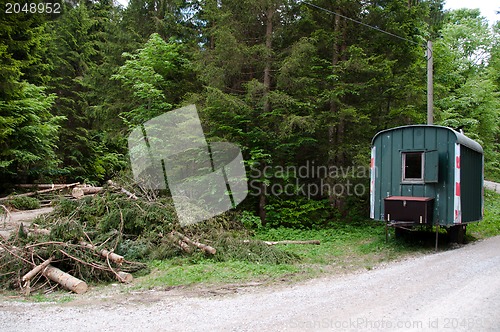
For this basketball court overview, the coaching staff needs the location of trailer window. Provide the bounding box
[402,152,423,182]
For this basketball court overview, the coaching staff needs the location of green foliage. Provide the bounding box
[5,196,41,210]
[112,33,197,128]
[49,193,177,241]
[0,2,63,185]
[49,217,86,242]
[240,210,263,230]
[36,1,131,184]
[435,9,500,178]
[116,238,152,261]
[0,83,63,183]
[265,198,338,229]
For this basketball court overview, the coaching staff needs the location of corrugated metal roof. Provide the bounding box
[371,125,483,153]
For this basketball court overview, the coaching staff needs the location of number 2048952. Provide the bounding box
[5,2,61,14]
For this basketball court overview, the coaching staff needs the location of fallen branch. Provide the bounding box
[264,240,321,246]
[25,241,67,249]
[22,257,53,282]
[58,249,109,271]
[42,265,88,294]
[104,253,133,284]
[107,180,138,200]
[16,184,68,189]
[0,183,80,202]
[170,231,216,255]
[0,242,31,264]
[79,241,124,265]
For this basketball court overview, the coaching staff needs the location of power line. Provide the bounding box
[302,1,434,124]
[303,1,423,47]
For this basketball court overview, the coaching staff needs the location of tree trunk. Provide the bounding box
[16,184,69,189]
[42,265,88,294]
[0,183,79,202]
[79,241,124,265]
[257,5,276,226]
[258,163,267,226]
[116,271,133,283]
[107,180,138,200]
[263,5,274,113]
[167,233,193,253]
[328,13,345,210]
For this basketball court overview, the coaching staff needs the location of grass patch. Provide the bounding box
[135,259,300,289]
[134,221,428,289]
[467,190,500,239]
[26,293,75,303]
[0,289,77,304]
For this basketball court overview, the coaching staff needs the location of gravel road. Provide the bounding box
[1,236,499,331]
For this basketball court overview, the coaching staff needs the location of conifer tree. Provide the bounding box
[0,0,63,186]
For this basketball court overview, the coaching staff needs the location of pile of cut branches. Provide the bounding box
[0,180,303,295]
[0,180,175,294]
[0,234,143,295]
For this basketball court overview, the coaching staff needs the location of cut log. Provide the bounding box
[79,241,124,265]
[0,183,79,202]
[71,187,84,199]
[264,240,321,246]
[42,265,88,294]
[167,233,192,253]
[170,231,216,255]
[107,180,138,200]
[116,271,133,283]
[22,257,53,282]
[177,240,192,253]
[71,186,103,199]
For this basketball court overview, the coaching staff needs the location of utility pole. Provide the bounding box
[427,40,433,125]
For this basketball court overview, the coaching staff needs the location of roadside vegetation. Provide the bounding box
[1,187,498,301]
[137,189,500,289]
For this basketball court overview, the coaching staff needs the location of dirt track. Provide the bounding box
[0,207,53,240]
[1,235,499,331]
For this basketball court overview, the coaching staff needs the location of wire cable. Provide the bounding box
[303,1,425,48]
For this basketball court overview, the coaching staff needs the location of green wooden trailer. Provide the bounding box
[370,125,483,244]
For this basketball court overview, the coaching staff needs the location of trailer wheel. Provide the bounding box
[448,225,467,244]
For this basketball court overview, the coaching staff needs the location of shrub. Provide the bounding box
[240,210,262,230]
